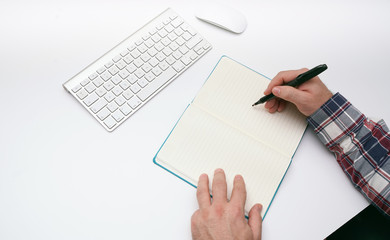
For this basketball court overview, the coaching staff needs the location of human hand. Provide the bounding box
[191,169,263,240]
[263,68,333,116]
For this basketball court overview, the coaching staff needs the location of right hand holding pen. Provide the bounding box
[263,68,333,116]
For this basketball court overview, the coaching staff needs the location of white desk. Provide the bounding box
[1,0,389,239]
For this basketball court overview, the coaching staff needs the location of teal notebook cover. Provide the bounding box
[153,56,307,219]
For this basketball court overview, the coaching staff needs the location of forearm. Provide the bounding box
[307,93,390,217]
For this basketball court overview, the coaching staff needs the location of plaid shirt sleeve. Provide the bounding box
[307,92,390,217]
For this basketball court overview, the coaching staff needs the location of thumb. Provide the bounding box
[248,204,262,240]
[272,86,305,106]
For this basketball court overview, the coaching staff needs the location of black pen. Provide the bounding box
[252,64,328,106]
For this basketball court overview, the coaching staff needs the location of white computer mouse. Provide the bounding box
[195,2,247,34]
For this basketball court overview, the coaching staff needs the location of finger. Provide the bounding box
[264,68,308,95]
[211,168,227,204]
[196,173,211,209]
[230,175,246,211]
[277,101,286,112]
[248,204,263,240]
[264,98,276,110]
[272,86,307,106]
[268,100,279,113]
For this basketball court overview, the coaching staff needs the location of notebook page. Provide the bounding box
[193,57,307,157]
[156,105,291,217]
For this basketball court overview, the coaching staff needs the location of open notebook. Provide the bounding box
[154,56,307,218]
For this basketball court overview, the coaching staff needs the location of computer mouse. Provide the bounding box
[195,2,247,34]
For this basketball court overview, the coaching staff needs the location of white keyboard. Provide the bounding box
[63,8,212,131]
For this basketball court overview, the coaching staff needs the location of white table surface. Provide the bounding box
[1,0,389,239]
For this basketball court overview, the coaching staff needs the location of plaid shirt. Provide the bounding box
[307,93,390,217]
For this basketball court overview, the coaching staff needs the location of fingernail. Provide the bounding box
[214,168,223,174]
[257,204,263,212]
[272,87,280,96]
[235,174,243,180]
[199,173,208,179]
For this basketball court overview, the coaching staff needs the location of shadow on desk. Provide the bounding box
[325,205,390,240]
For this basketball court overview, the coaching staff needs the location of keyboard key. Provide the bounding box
[76,89,88,100]
[107,101,118,112]
[126,63,137,73]
[130,49,141,58]
[176,36,185,46]
[105,61,114,68]
[172,51,182,60]
[159,61,169,71]
[145,72,155,82]
[180,56,191,66]
[172,61,185,72]
[142,63,152,73]
[128,44,136,51]
[103,81,114,91]
[97,107,111,121]
[122,89,134,100]
[112,110,124,122]
[104,91,116,102]
[112,86,123,96]
[169,42,179,51]
[97,67,106,74]
[135,69,145,79]
[179,45,189,54]
[161,37,171,47]
[92,77,104,87]
[72,84,82,93]
[130,84,141,94]
[120,104,132,115]
[83,92,99,106]
[174,28,184,36]
[96,87,107,97]
[111,76,122,85]
[147,48,158,57]
[155,52,166,62]
[101,72,112,81]
[168,32,178,42]
[152,67,162,76]
[119,79,131,90]
[137,43,148,53]
[115,95,126,106]
[171,17,183,28]
[133,59,144,68]
[90,98,107,113]
[108,66,119,75]
[85,83,96,93]
[186,35,203,49]
[89,72,99,80]
[120,49,129,57]
[123,55,134,64]
[154,42,164,51]
[128,96,142,109]
[165,56,176,65]
[113,55,122,62]
[138,78,148,88]
[127,74,137,84]
[116,59,127,70]
[149,57,159,67]
[141,53,151,62]
[80,78,90,86]
[103,116,116,129]
[119,69,130,79]
[165,24,174,33]
[138,67,176,101]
